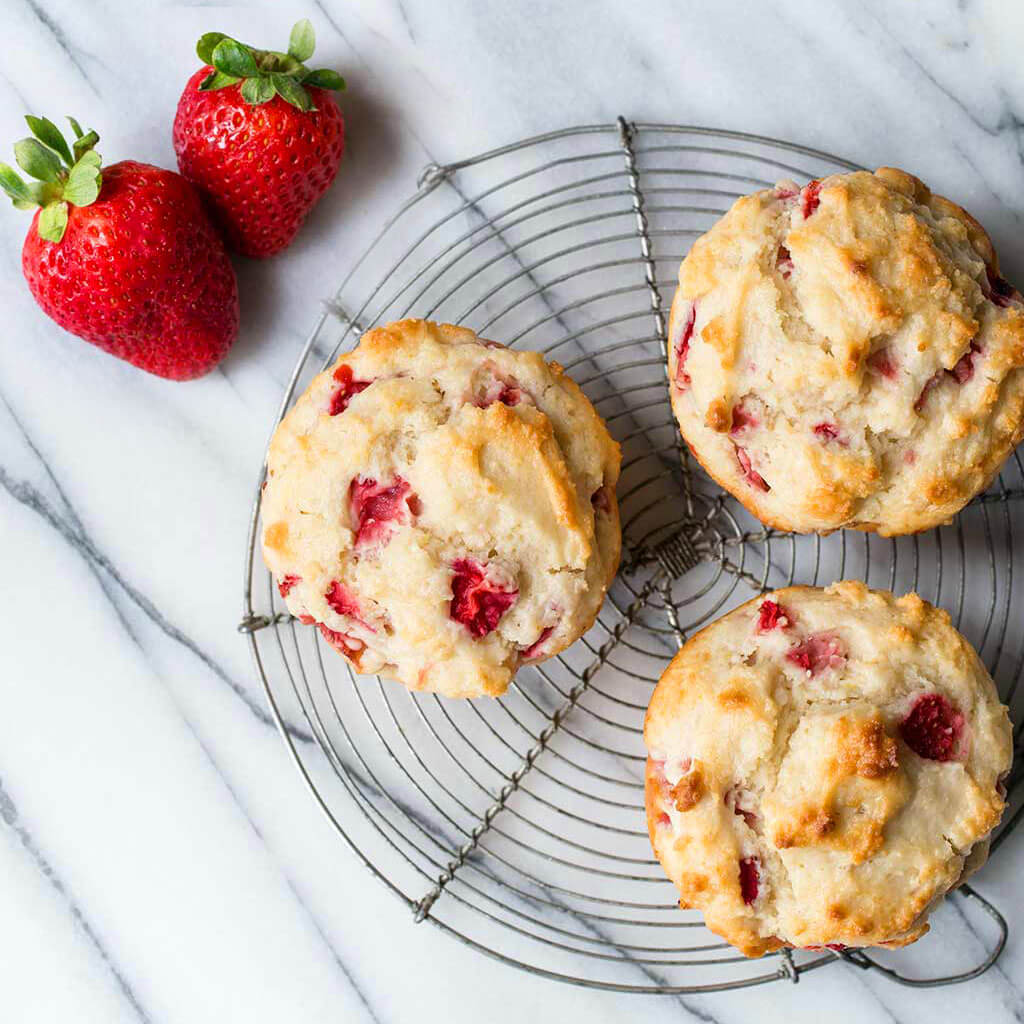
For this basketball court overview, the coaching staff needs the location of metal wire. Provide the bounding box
[241,120,1022,993]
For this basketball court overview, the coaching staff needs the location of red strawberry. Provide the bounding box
[173,20,346,258]
[1,116,238,380]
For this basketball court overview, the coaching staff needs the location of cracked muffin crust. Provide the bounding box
[260,318,622,698]
[644,581,1011,956]
[668,167,1024,535]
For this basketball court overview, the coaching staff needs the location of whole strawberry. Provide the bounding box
[0,117,238,380]
[173,20,346,258]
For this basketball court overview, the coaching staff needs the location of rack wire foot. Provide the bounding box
[778,948,799,984]
[238,612,292,634]
[837,885,1008,987]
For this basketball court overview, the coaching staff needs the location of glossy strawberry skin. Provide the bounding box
[173,67,345,258]
[21,161,238,380]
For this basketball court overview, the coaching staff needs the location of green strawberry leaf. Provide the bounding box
[25,115,73,166]
[271,73,313,111]
[241,75,275,105]
[37,200,69,243]
[303,68,346,91]
[71,149,101,172]
[197,31,229,64]
[28,180,63,206]
[67,116,85,140]
[0,161,34,206]
[271,53,305,75]
[71,129,99,164]
[64,151,102,207]
[288,19,315,62]
[212,37,259,78]
[199,70,241,91]
[14,138,64,183]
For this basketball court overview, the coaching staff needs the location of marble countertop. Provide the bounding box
[4,1,1024,1021]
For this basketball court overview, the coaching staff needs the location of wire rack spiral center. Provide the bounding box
[242,120,1024,993]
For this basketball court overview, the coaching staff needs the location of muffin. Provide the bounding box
[644,581,1011,956]
[668,167,1024,535]
[260,318,621,698]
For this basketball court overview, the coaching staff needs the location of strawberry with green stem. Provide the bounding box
[174,19,347,258]
[0,116,238,380]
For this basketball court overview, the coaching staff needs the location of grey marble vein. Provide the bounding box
[22,0,102,97]
[0,447,312,745]
[0,67,34,113]
[1,406,387,1022]
[943,896,1024,1020]
[391,0,417,45]
[0,776,154,1023]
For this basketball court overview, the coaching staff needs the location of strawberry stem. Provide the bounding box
[0,115,102,242]
[194,20,346,110]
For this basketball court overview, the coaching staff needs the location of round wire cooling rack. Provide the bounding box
[241,120,1024,994]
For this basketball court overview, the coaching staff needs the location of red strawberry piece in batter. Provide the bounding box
[735,445,770,491]
[775,184,800,200]
[913,370,944,412]
[813,422,840,442]
[776,244,794,278]
[350,476,419,548]
[298,613,316,624]
[916,342,983,410]
[730,402,759,436]
[786,633,845,675]
[726,786,759,830]
[277,574,300,598]
[449,558,518,637]
[521,625,555,661]
[475,369,530,408]
[739,858,760,904]
[674,304,696,389]
[867,347,898,380]
[757,599,792,632]
[984,267,1020,308]
[656,811,671,828]
[950,342,982,385]
[328,364,372,415]
[899,693,965,762]
[325,580,377,633]
[802,179,822,218]
[317,622,366,662]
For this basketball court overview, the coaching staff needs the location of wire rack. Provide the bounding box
[241,120,1024,993]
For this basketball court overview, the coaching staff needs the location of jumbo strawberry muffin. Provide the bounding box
[260,318,621,698]
[668,167,1024,535]
[645,581,1011,956]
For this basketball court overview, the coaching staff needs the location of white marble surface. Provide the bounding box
[3,0,1024,1020]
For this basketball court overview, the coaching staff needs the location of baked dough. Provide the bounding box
[668,167,1024,535]
[261,318,621,698]
[644,581,1011,955]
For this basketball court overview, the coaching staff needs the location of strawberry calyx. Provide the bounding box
[195,19,346,111]
[0,115,102,242]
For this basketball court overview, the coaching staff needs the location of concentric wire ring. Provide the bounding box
[242,121,1022,992]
